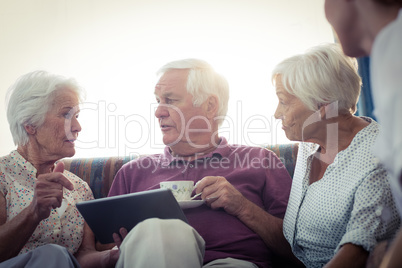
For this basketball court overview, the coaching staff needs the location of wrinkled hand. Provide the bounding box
[31,162,74,221]
[105,246,120,268]
[195,176,248,217]
[100,228,128,267]
[112,227,129,249]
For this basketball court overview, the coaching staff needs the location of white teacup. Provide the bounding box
[160,181,194,201]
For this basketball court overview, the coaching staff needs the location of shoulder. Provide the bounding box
[0,152,13,166]
[0,152,18,187]
[359,116,379,133]
[340,118,388,179]
[351,117,380,151]
[0,155,8,177]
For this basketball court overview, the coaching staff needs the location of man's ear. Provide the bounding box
[205,95,219,119]
[24,125,36,135]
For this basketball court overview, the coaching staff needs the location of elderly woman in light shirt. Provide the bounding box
[0,71,119,267]
[272,43,400,268]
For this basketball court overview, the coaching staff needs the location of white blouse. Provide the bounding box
[283,117,400,268]
[0,151,94,254]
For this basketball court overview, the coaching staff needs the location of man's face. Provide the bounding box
[324,0,369,57]
[154,69,212,150]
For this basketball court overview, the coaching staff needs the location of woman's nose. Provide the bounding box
[274,105,282,120]
[71,116,82,133]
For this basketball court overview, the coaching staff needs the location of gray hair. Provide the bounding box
[272,43,362,114]
[157,59,230,126]
[6,70,84,146]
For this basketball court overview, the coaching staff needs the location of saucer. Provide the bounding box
[178,200,205,209]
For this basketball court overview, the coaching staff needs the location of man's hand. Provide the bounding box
[30,161,74,222]
[195,176,249,217]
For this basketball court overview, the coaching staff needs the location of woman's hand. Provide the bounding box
[30,162,74,222]
[0,162,74,261]
[112,227,129,249]
[76,224,128,268]
[101,228,129,267]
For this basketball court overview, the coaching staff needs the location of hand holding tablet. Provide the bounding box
[76,189,188,244]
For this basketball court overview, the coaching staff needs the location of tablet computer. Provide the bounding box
[76,188,188,244]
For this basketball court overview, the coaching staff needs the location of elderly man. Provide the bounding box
[108,59,293,268]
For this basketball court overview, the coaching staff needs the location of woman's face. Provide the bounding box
[274,77,316,142]
[33,88,81,161]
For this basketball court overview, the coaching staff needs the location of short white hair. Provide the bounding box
[272,43,362,114]
[6,70,84,146]
[157,59,229,126]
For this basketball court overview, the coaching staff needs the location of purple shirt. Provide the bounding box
[109,138,292,268]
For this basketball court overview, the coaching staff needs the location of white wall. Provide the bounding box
[0,0,334,158]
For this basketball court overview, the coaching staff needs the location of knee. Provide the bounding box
[138,218,204,248]
[29,244,77,268]
[135,218,189,234]
[126,218,200,244]
[34,244,69,258]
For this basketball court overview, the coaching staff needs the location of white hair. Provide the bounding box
[157,58,230,126]
[272,43,362,114]
[6,70,84,146]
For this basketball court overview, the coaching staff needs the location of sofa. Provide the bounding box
[61,142,387,267]
[61,143,299,199]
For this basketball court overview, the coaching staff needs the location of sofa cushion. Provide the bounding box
[62,156,138,199]
[264,143,298,178]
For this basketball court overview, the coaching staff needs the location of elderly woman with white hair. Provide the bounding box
[0,71,119,267]
[272,43,400,267]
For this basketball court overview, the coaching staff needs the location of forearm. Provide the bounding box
[0,205,41,262]
[324,243,368,268]
[237,199,303,266]
[380,227,402,268]
[75,222,119,268]
[75,249,116,268]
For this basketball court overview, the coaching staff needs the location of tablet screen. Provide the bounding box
[76,188,188,244]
